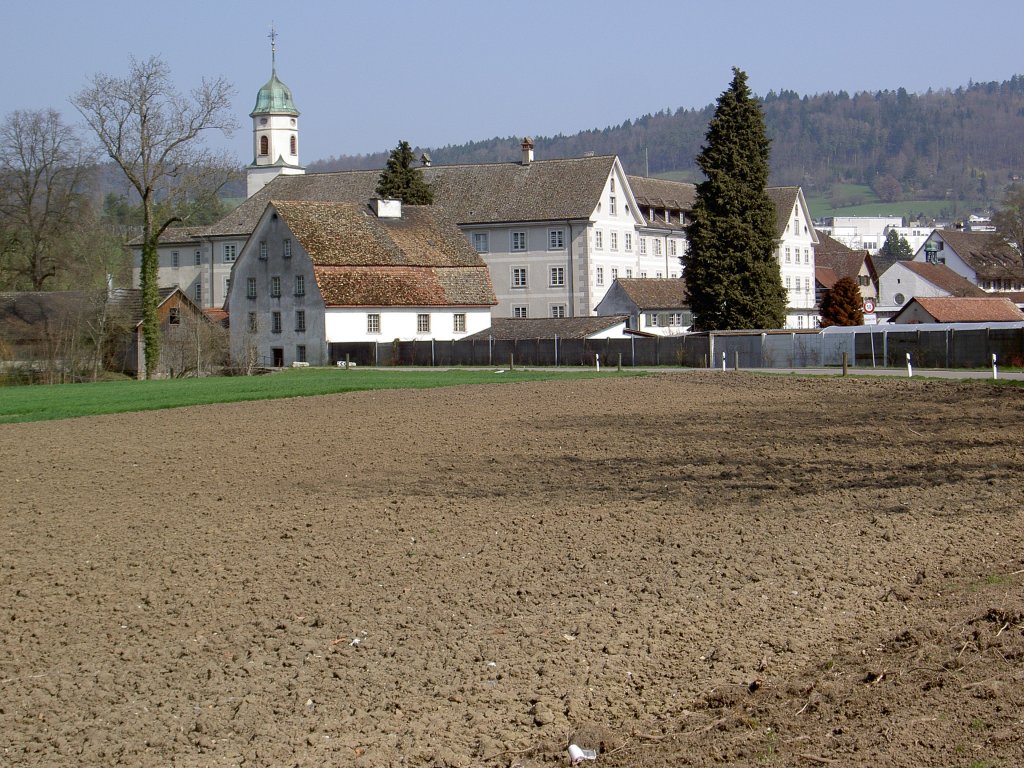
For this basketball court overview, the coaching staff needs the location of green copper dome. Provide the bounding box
[250,69,299,117]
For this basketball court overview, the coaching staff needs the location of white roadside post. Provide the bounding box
[721,351,726,371]
[595,353,600,372]
[992,353,998,380]
[906,352,913,378]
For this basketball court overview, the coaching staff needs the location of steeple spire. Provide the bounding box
[269,23,278,75]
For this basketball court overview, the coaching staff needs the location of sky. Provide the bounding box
[7,0,1024,166]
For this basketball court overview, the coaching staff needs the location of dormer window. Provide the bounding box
[259,136,269,156]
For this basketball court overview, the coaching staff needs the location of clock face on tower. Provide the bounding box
[260,118,268,125]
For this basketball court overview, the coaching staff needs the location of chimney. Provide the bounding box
[521,136,534,165]
[420,152,431,167]
[372,198,402,218]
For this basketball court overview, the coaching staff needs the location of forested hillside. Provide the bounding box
[309,76,1024,207]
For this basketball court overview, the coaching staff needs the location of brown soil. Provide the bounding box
[1,372,1022,767]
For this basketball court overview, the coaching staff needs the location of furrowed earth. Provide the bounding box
[1,372,1022,767]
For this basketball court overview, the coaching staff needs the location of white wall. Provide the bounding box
[324,307,492,342]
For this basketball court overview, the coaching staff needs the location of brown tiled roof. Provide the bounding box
[627,176,696,211]
[900,262,988,297]
[903,296,1024,322]
[210,156,617,237]
[814,231,868,280]
[462,316,629,340]
[766,187,799,238]
[269,201,496,308]
[127,225,211,247]
[815,266,839,290]
[315,266,495,307]
[614,278,688,309]
[273,201,487,268]
[935,230,1024,281]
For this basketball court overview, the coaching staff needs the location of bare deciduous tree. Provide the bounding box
[72,56,237,378]
[0,109,91,290]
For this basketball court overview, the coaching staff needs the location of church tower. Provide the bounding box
[246,29,305,198]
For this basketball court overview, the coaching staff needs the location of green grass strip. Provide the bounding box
[0,368,640,424]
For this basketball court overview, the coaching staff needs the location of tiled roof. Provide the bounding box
[935,230,1024,281]
[209,156,618,237]
[814,230,868,280]
[316,266,495,307]
[900,262,988,297]
[766,187,799,238]
[627,176,696,211]
[902,296,1024,322]
[127,225,211,247]
[273,201,487,268]
[613,278,688,309]
[268,201,496,308]
[815,266,839,290]
[462,315,629,340]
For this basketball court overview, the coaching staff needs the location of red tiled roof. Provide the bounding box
[904,296,1024,322]
[315,266,495,307]
[934,230,1024,282]
[815,266,839,290]
[613,278,688,309]
[900,262,988,297]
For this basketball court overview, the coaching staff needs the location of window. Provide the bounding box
[511,266,527,288]
[805,277,811,292]
[294,274,305,296]
[259,241,268,260]
[639,238,647,255]
[453,313,466,333]
[247,277,257,299]
[797,315,805,328]
[224,277,231,296]
[548,229,565,249]
[668,313,684,327]
[417,314,430,334]
[259,135,269,156]
[168,307,180,325]
[271,311,282,333]
[656,271,662,278]
[785,276,792,291]
[290,136,297,156]
[785,247,791,263]
[625,268,633,278]
[611,268,619,280]
[653,240,662,256]
[640,271,647,278]
[610,178,615,193]
[271,276,281,297]
[669,240,677,256]
[472,232,489,253]
[624,233,632,251]
[550,304,566,318]
[647,312,659,327]
[549,266,565,287]
[224,244,236,262]
[295,310,306,332]
[194,283,202,303]
[283,239,292,258]
[610,231,618,251]
[194,250,201,266]
[596,266,604,285]
[804,248,810,265]
[513,305,528,318]
[295,344,306,363]
[367,313,381,334]
[247,312,257,332]
[171,251,179,267]
[609,196,617,215]
[511,231,527,251]
[595,230,603,250]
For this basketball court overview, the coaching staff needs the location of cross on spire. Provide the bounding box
[268,24,277,73]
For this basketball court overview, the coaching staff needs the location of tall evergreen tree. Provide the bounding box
[683,68,786,330]
[376,140,433,204]
[878,228,914,260]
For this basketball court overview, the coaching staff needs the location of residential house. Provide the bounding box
[594,278,690,334]
[768,187,819,329]
[890,296,1024,324]
[877,261,986,322]
[227,199,496,368]
[814,230,876,320]
[818,215,903,253]
[913,229,1024,292]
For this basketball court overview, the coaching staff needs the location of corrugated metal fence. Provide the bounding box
[328,323,1024,369]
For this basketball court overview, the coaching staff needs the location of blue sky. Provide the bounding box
[7,0,1023,165]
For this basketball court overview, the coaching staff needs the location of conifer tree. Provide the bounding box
[878,229,914,260]
[819,276,864,327]
[684,68,786,330]
[376,140,433,204]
